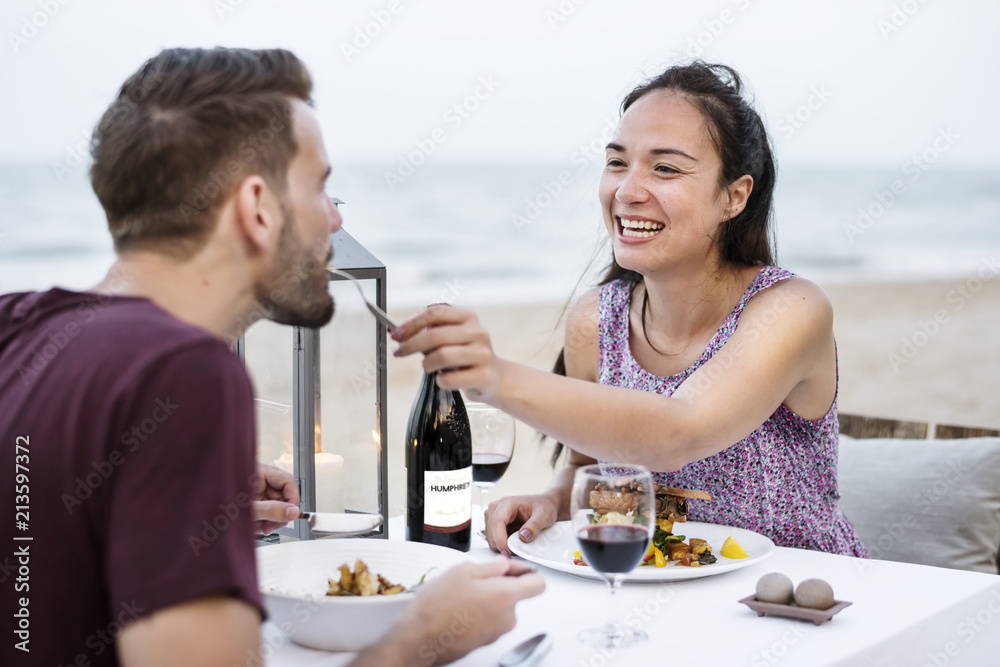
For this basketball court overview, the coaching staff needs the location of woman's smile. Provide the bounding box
[599,91,731,271]
[616,215,666,242]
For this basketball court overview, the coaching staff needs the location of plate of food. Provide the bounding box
[507,485,775,582]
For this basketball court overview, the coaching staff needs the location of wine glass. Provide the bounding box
[466,403,516,510]
[571,463,655,648]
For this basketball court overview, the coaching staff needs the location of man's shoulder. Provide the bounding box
[3,287,222,345]
[80,293,243,378]
[1,288,244,389]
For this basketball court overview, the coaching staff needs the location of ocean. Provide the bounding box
[1,161,998,309]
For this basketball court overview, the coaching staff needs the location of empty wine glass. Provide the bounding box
[466,403,515,510]
[571,463,655,648]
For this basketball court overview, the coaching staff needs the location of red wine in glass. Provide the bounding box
[472,453,511,485]
[571,464,654,649]
[576,524,650,574]
[467,404,515,510]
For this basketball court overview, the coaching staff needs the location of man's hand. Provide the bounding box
[252,463,300,535]
[348,559,545,667]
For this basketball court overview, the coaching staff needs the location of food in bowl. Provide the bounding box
[257,537,472,652]
[327,559,406,596]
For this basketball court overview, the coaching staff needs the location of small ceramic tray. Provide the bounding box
[738,595,853,625]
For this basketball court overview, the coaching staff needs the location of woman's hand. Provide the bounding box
[391,305,503,402]
[484,494,560,556]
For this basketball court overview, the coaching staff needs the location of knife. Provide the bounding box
[497,633,551,666]
[299,512,383,535]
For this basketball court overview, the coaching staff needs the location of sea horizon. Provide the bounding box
[1,160,997,308]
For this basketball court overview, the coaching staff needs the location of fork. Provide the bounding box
[406,566,442,594]
[326,266,398,330]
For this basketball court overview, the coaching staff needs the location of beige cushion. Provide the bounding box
[837,435,1000,574]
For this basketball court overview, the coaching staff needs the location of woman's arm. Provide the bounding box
[394,278,836,472]
[533,287,603,513]
[482,290,599,551]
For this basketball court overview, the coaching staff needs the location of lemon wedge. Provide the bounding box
[720,536,748,559]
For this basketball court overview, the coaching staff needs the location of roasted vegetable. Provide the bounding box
[326,559,406,596]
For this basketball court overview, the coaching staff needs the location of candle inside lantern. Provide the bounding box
[274,451,345,513]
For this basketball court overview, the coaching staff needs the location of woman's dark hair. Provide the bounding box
[548,61,777,466]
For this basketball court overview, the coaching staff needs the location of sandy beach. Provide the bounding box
[249,276,1000,518]
[824,278,1000,430]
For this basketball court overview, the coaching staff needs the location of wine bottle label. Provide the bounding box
[423,466,472,533]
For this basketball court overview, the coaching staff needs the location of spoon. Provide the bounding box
[497,633,551,666]
[326,266,398,330]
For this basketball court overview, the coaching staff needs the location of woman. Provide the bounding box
[393,62,867,557]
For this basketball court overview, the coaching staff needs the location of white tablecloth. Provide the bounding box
[265,517,1000,666]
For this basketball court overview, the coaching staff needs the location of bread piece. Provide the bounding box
[656,485,713,501]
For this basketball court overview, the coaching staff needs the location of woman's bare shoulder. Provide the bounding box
[745,275,833,326]
[567,286,601,324]
[563,287,601,381]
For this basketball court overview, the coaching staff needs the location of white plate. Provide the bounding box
[257,538,472,651]
[507,520,774,582]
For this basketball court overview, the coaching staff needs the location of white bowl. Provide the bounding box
[257,538,472,652]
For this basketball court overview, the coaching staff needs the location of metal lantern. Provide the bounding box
[237,228,388,540]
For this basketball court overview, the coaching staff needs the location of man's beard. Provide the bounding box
[255,203,335,329]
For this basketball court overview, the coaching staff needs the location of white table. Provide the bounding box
[265,517,1000,666]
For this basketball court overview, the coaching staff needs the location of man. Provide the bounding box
[0,47,542,667]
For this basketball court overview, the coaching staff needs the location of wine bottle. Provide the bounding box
[406,370,472,551]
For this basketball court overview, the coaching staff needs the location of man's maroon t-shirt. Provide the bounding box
[0,288,263,666]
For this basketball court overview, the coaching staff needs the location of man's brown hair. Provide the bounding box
[89,47,313,258]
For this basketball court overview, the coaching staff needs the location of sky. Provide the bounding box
[1,0,999,169]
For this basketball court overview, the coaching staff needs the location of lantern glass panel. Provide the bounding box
[244,322,295,475]
[319,278,381,516]
[239,229,388,540]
